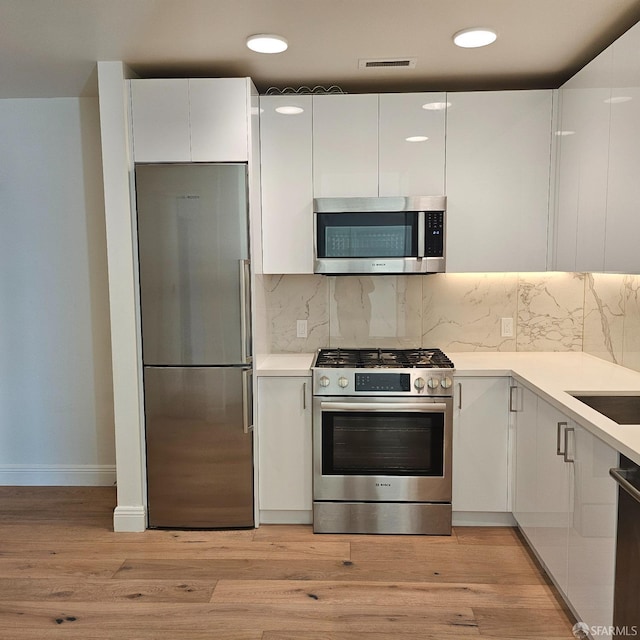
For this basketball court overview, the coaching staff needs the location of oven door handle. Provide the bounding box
[320,401,448,413]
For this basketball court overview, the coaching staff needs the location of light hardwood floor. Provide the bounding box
[0,487,577,639]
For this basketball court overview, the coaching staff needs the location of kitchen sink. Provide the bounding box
[570,394,640,425]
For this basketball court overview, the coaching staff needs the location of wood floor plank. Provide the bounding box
[262,632,480,640]
[5,628,261,640]
[454,526,522,546]
[253,524,457,544]
[0,559,123,579]
[210,579,563,609]
[0,578,216,602]
[113,556,547,585]
[473,606,575,638]
[0,540,350,561]
[0,602,479,634]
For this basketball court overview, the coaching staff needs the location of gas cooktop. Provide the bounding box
[314,347,454,369]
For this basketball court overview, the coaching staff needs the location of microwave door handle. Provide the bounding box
[417,211,425,257]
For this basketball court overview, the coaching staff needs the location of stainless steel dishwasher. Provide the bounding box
[609,455,640,637]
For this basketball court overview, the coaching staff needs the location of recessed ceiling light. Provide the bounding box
[605,96,632,104]
[453,28,497,48]
[275,105,304,115]
[405,136,429,142]
[246,34,288,54]
[554,130,576,136]
[422,101,452,111]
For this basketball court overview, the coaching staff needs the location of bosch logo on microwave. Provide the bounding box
[372,263,388,268]
[375,482,392,487]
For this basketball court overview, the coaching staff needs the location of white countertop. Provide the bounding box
[255,350,640,465]
[452,351,640,466]
[255,353,315,376]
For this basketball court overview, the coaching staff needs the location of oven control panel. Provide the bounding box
[313,369,454,396]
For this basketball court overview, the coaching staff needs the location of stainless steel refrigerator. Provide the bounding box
[135,163,254,529]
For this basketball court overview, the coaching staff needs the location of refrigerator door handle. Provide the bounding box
[240,259,252,363]
[242,368,254,434]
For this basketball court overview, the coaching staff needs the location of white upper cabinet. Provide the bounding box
[130,79,191,162]
[260,95,314,274]
[378,93,446,196]
[312,94,378,197]
[130,78,250,162]
[604,22,640,273]
[445,90,553,272]
[189,78,249,162]
[554,48,613,272]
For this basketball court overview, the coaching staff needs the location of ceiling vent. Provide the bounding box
[358,57,417,70]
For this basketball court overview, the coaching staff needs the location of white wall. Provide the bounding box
[0,97,115,485]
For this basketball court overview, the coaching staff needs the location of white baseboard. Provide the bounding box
[113,505,147,532]
[0,464,116,486]
[453,511,517,527]
[259,510,313,525]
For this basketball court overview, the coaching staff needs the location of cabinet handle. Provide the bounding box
[509,385,518,412]
[563,426,575,464]
[303,382,306,410]
[556,421,567,456]
[457,383,462,410]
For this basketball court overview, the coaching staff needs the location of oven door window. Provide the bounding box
[321,410,444,476]
[316,212,418,259]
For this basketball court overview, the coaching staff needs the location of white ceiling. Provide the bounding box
[2,0,640,99]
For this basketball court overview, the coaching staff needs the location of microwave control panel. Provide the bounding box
[425,211,444,257]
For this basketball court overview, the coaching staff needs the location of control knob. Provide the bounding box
[338,376,349,389]
[414,377,426,391]
[427,377,440,389]
[319,376,330,388]
[441,377,453,389]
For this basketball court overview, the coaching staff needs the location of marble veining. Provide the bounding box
[422,273,518,351]
[582,273,626,364]
[263,274,329,353]
[329,276,422,348]
[623,275,640,373]
[517,272,585,351]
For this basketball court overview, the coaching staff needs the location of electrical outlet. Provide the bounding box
[296,319,308,338]
[501,317,514,338]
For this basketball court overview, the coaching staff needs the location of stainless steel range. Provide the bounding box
[312,347,454,535]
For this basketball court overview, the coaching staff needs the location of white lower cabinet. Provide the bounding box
[513,384,617,635]
[257,376,312,522]
[452,377,510,514]
[567,423,617,637]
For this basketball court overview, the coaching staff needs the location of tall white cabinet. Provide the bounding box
[554,20,640,273]
[445,90,553,272]
[259,95,314,274]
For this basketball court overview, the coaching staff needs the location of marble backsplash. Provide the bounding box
[256,272,640,373]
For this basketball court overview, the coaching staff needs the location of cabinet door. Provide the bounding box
[554,51,612,272]
[378,93,446,196]
[446,90,552,272]
[130,79,191,162]
[535,399,572,595]
[567,424,617,635]
[312,94,378,197]
[452,377,509,512]
[604,24,640,273]
[189,78,248,162]
[260,96,314,274]
[257,377,312,511]
[513,384,538,542]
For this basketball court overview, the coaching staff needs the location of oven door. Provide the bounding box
[313,395,452,503]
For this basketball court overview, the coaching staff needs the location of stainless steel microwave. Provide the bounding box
[313,196,446,275]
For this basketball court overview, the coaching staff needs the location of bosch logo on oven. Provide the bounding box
[376,482,392,487]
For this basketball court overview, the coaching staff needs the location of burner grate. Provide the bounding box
[315,348,454,369]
